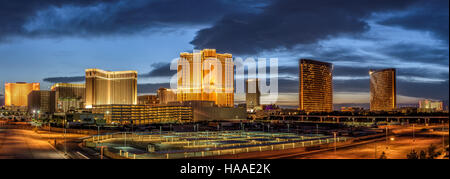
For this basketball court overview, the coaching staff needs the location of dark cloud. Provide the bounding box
[334,79,369,93]
[43,76,84,83]
[191,0,418,55]
[0,0,119,41]
[137,83,170,94]
[398,80,449,100]
[140,63,176,78]
[380,0,449,43]
[382,43,449,66]
[0,0,257,41]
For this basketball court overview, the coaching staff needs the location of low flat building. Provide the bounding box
[138,95,159,106]
[91,101,247,125]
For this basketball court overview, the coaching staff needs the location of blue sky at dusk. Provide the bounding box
[0,0,448,106]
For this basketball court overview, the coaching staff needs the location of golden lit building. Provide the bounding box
[51,83,85,112]
[178,49,234,107]
[138,95,159,106]
[418,99,443,112]
[92,104,193,125]
[299,59,333,112]
[85,69,137,108]
[369,68,396,111]
[4,82,40,108]
[157,88,178,105]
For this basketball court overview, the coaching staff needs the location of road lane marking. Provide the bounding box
[76,151,90,159]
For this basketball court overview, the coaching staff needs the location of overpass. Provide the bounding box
[265,115,449,124]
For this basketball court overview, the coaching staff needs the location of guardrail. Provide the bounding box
[83,132,348,159]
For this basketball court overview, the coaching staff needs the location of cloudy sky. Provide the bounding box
[0,0,448,106]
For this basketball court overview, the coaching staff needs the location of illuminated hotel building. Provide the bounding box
[178,49,234,107]
[138,95,159,106]
[51,83,85,112]
[369,68,396,111]
[157,88,178,105]
[299,59,333,112]
[418,99,443,112]
[4,82,40,109]
[85,69,137,108]
[28,90,56,114]
[246,78,260,111]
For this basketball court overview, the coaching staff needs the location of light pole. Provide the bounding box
[97,125,100,141]
[412,124,415,150]
[333,132,337,155]
[443,120,445,151]
[64,115,67,156]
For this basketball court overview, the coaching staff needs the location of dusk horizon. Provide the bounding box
[0,0,448,107]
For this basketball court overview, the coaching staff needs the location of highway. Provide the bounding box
[0,128,66,159]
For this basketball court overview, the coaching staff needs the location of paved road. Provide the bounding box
[0,129,66,159]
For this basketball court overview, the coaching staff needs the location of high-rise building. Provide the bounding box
[157,88,178,105]
[369,68,396,111]
[178,49,234,107]
[138,95,159,106]
[418,99,443,112]
[85,69,137,108]
[51,83,85,112]
[299,59,333,112]
[28,90,56,115]
[246,78,260,111]
[4,82,40,109]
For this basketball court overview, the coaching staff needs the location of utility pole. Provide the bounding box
[443,120,445,151]
[64,116,67,156]
[333,132,337,155]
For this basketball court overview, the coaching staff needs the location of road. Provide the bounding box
[0,128,66,159]
[291,136,443,159]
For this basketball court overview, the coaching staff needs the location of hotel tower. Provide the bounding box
[4,82,40,107]
[246,78,260,111]
[369,68,396,111]
[178,49,234,107]
[51,83,85,112]
[85,69,137,108]
[299,59,333,112]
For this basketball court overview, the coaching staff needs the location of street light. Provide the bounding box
[333,132,337,155]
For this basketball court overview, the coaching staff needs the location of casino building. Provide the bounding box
[369,68,396,111]
[298,59,333,112]
[85,69,137,108]
[178,49,234,107]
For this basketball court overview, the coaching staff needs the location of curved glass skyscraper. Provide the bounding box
[299,59,333,112]
[369,68,396,111]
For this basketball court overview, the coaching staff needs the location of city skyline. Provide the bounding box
[0,0,448,106]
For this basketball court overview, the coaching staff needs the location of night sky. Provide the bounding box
[0,0,448,106]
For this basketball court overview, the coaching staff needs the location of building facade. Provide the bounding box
[418,99,443,112]
[4,82,40,110]
[246,78,260,112]
[369,68,396,111]
[91,101,247,125]
[157,88,178,105]
[92,104,193,125]
[299,59,333,112]
[27,90,56,115]
[137,95,159,106]
[85,69,137,108]
[51,83,85,112]
[178,49,234,107]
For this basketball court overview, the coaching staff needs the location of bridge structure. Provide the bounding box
[267,115,449,124]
